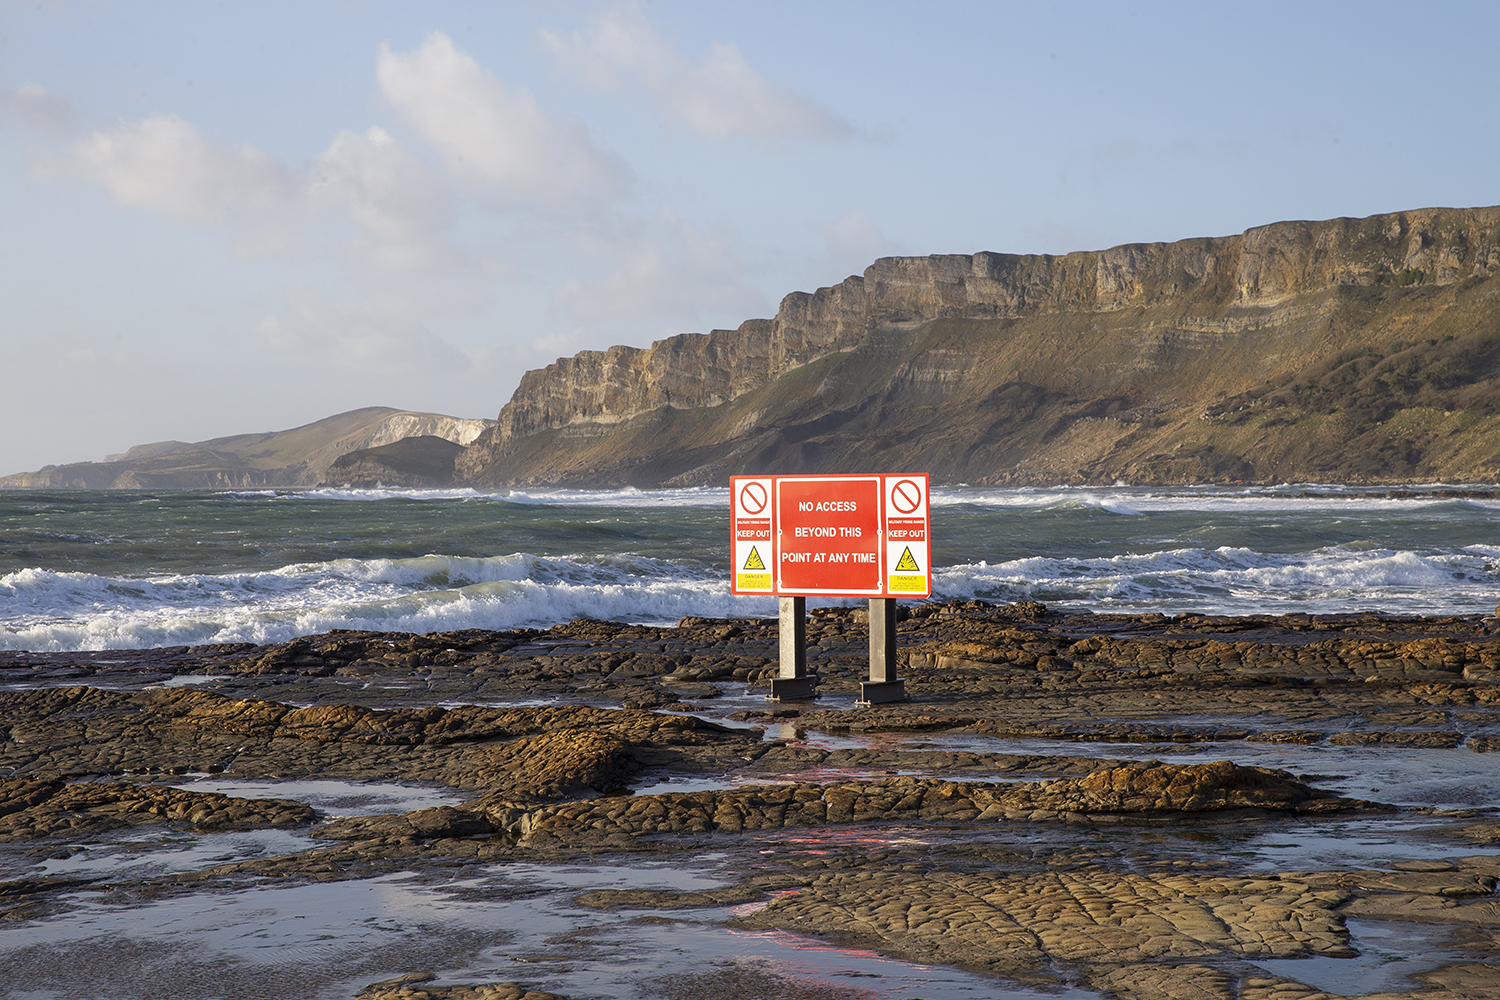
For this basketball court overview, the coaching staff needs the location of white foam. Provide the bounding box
[932,543,1497,616]
[0,552,783,651]
[934,485,1500,515]
[290,485,732,507]
[295,486,488,501]
[499,485,729,507]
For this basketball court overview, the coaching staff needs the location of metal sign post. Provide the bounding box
[771,596,816,700]
[863,596,904,704]
[731,474,931,704]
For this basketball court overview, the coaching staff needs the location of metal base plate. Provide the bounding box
[856,679,908,706]
[768,676,819,701]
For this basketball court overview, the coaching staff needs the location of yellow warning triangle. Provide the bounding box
[742,546,766,570]
[894,546,920,572]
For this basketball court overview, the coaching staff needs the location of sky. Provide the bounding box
[1,1,1497,475]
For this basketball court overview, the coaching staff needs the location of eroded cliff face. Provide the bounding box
[457,207,1500,487]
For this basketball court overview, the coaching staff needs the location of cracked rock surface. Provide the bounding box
[0,603,1497,1000]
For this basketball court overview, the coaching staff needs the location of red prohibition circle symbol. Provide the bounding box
[739,481,768,515]
[891,479,923,514]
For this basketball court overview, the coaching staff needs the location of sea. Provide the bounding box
[2,483,1499,652]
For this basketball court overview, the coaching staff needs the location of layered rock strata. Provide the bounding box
[456,206,1500,486]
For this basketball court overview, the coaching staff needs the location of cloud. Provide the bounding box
[377,32,629,211]
[0,84,77,138]
[309,126,460,271]
[64,110,463,268]
[542,4,854,147]
[814,209,901,278]
[551,210,767,334]
[69,114,296,226]
[254,293,473,374]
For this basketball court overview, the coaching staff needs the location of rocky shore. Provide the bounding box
[1,602,1497,998]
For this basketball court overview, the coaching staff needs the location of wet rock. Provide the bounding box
[1236,963,1500,1000]
[0,777,315,841]
[1328,730,1466,748]
[738,746,1111,779]
[1089,963,1236,1000]
[1341,889,1500,925]
[0,688,761,803]
[314,805,497,842]
[734,869,1355,978]
[975,759,1379,820]
[1459,824,1500,844]
[0,874,100,921]
[649,958,881,1000]
[572,884,775,910]
[4,610,1499,997]
[1244,730,1326,744]
[355,973,563,1000]
[1267,861,1500,929]
[1097,959,1500,1000]
[510,762,1378,842]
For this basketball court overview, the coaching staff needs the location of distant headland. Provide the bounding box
[0,408,491,490]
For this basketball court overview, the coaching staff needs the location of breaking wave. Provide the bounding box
[0,552,781,652]
[4,541,1495,651]
[933,543,1496,615]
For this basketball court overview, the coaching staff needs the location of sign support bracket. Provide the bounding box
[768,596,817,700]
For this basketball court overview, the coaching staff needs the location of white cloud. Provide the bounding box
[542,4,854,147]
[64,111,463,269]
[815,209,901,278]
[377,32,629,211]
[309,126,460,271]
[69,114,296,226]
[255,293,473,374]
[552,210,767,333]
[0,84,77,138]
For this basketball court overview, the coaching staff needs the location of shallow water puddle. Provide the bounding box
[0,874,512,1000]
[492,858,734,892]
[150,674,230,688]
[1251,918,1467,995]
[513,919,1099,1000]
[1096,815,1476,872]
[166,777,464,816]
[0,862,1101,1000]
[630,775,771,795]
[23,827,318,881]
[630,768,950,796]
[439,862,1100,1000]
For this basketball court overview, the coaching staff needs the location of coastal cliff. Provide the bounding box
[457,206,1500,486]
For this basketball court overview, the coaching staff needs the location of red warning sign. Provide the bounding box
[730,474,932,598]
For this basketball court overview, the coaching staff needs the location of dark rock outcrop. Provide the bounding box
[325,435,464,487]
